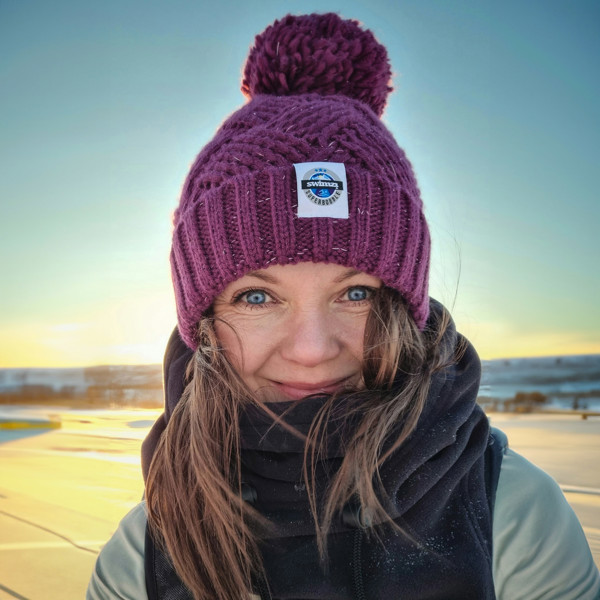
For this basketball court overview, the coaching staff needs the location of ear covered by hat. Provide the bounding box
[171,13,430,349]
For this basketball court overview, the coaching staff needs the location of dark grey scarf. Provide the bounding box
[142,303,495,599]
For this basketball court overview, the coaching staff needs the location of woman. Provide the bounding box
[87,13,599,600]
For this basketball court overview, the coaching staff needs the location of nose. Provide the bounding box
[279,307,342,367]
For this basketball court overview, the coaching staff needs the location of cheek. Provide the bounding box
[213,319,243,368]
[339,313,369,357]
[213,318,268,379]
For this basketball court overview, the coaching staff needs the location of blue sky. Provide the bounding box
[1,0,599,366]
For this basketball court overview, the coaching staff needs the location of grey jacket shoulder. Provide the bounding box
[87,502,147,600]
[493,448,600,599]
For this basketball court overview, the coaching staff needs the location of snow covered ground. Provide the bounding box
[0,406,598,599]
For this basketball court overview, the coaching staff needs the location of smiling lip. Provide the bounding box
[272,378,351,401]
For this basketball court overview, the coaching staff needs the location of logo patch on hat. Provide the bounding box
[294,162,349,219]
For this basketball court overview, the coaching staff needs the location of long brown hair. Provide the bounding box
[146,288,454,599]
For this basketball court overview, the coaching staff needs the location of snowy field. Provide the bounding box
[0,407,157,599]
[0,405,598,599]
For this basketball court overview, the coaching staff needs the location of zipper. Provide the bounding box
[353,527,367,600]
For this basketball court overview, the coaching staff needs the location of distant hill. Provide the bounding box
[480,354,600,410]
[0,365,163,408]
[1,354,599,410]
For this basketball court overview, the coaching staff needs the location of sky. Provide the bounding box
[1,0,599,367]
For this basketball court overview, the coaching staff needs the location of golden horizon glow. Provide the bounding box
[457,318,600,362]
[0,295,177,369]
[2,310,598,368]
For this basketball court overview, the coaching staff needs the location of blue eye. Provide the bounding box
[244,290,268,305]
[231,288,275,309]
[346,286,371,302]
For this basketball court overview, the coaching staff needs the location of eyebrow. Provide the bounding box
[333,268,365,283]
[244,268,365,285]
[244,270,279,283]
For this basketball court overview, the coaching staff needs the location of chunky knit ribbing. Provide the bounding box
[171,14,430,349]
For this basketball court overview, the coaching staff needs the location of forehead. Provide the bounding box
[246,263,365,283]
[235,262,380,286]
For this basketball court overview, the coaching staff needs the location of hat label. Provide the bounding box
[294,162,349,219]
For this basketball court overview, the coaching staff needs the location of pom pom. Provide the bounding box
[242,13,392,116]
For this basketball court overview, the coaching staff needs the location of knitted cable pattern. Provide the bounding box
[171,14,430,349]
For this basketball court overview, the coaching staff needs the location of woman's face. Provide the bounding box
[212,262,382,401]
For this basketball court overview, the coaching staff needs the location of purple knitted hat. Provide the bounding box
[171,13,430,349]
